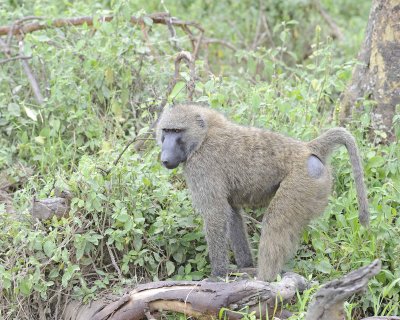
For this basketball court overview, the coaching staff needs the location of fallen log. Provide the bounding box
[306,259,382,320]
[64,272,308,320]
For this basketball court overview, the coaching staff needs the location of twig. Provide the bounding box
[0,37,11,56]
[166,17,181,51]
[106,242,122,279]
[140,22,157,58]
[314,0,344,41]
[0,55,31,64]
[251,0,264,50]
[0,13,204,36]
[18,39,44,105]
[7,16,45,45]
[134,51,196,151]
[99,50,197,175]
[203,38,237,51]
[192,29,204,59]
[243,213,261,225]
[251,0,274,50]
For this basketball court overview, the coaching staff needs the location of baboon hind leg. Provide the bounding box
[228,208,254,268]
[257,175,330,281]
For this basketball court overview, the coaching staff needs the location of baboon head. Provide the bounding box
[156,104,208,169]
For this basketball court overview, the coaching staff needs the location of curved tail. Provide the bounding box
[308,127,369,226]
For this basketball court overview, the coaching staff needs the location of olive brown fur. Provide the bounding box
[156,103,369,281]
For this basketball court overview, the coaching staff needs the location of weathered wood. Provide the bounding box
[362,317,400,320]
[306,259,381,320]
[30,191,72,220]
[64,273,308,320]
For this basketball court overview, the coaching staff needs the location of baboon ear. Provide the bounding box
[195,114,206,128]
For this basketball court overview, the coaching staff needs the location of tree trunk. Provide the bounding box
[340,0,400,141]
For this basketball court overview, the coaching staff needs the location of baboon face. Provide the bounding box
[157,104,208,170]
[160,129,187,169]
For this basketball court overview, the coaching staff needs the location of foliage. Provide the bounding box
[0,0,399,319]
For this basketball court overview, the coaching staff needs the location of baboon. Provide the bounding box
[156,103,369,281]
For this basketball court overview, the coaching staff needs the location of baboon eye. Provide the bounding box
[163,128,183,133]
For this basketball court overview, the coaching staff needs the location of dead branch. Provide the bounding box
[165,17,181,51]
[7,16,45,45]
[99,51,197,174]
[0,13,204,37]
[251,0,274,50]
[133,51,196,151]
[306,259,381,320]
[203,38,237,51]
[64,273,308,320]
[18,39,44,104]
[0,55,32,64]
[313,0,344,41]
[0,37,11,55]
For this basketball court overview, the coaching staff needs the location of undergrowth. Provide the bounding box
[0,0,399,319]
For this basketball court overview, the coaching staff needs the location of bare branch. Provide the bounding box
[0,55,31,64]
[0,37,11,56]
[18,40,44,105]
[133,51,196,152]
[203,38,237,51]
[106,242,122,279]
[314,0,344,41]
[7,16,45,45]
[0,14,204,36]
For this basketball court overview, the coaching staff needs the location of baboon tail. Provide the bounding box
[308,127,369,226]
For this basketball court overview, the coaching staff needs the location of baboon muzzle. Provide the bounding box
[161,135,185,169]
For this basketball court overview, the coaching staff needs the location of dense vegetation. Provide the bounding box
[0,0,399,319]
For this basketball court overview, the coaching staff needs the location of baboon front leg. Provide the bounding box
[202,205,231,278]
[228,208,254,268]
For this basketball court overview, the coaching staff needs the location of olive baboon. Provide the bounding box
[156,103,369,281]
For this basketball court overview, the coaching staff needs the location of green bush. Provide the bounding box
[1,0,399,319]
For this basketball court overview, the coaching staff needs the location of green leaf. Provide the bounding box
[173,250,184,263]
[142,177,151,187]
[19,278,33,296]
[166,261,175,276]
[24,106,38,121]
[49,268,60,279]
[105,68,114,85]
[116,213,130,223]
[368,156,385,168]
[34,136,46,144]
[316,260,333,274]
[8,103,21,117]
[62,265,80,288]
[43,240,56,258]
[169,81,186,101]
